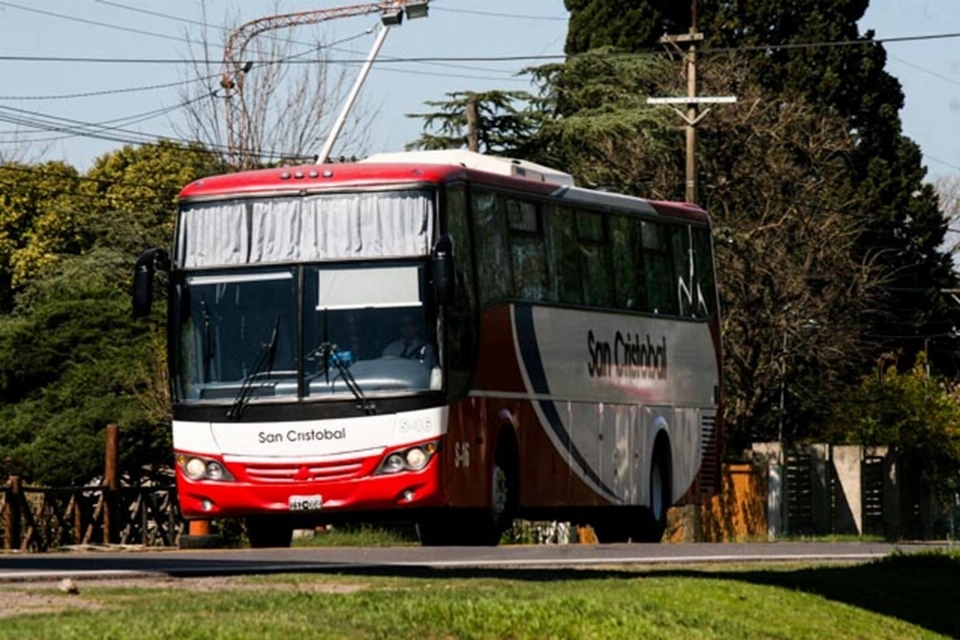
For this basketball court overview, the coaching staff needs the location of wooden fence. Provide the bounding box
[1,424,184,552]
[1,478,183,551]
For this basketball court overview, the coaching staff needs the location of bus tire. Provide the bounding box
[635,436,672,543]
[484,429,519,544]
[245,515,294,548]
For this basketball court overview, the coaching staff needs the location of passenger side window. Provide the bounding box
[548,206,584,305]
[692,227,717,317]
[671,225,696,317]
[471,189,512,304]
[576,210,612,307]
[610,215,644,311]
[506,198,549,301]
[641,220,678,315]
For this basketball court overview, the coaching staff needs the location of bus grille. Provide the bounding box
[242,458,366,483]
[700,414,720,497]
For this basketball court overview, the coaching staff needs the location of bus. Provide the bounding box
[132,149,722,547]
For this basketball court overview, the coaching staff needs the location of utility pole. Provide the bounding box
[647,1,735,205]
[465,93,479,153]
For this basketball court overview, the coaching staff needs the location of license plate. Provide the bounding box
[288,494,322,512]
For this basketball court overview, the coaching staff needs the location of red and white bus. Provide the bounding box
[133,149,722,547]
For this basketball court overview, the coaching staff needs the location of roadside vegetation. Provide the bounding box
[0,552,957,639]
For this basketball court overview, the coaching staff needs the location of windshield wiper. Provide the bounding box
[314,341,376,415]
[227,314,280,420]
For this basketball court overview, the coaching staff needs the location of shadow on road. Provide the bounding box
[2,550,958,637]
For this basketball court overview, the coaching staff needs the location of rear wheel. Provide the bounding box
[635,439,672,543]
[245,515,294,548]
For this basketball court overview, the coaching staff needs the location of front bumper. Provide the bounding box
[176,454,444,519]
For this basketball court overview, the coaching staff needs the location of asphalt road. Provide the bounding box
[0,541,944,582]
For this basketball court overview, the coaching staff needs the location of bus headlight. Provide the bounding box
[405,447,428,471]
[376,442,437,475]
[177,455,235,482]
[205,461,230,481]
[184,457,207,480]
[382,454,406,474]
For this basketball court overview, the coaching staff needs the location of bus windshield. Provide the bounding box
[175,263,440,405]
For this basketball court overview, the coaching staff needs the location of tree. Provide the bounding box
[527,51,678,194]
[936,174,960,260]
[529,53,886,447]
[828,352,960,533]
[563,0,957,365]
[564,1,688,59]
[83,140,222,253]
[178,2,372,169]
[0,142,219,485]
[0,161,89,310]
[406,90,544,157]
[0,248,168,486]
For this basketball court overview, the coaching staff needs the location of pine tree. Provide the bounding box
[564,0,956,368]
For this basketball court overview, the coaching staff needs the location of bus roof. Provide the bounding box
[179,150,709,224]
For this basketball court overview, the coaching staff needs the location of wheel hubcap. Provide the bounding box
[651,460,664,522]
[491,464,508,520]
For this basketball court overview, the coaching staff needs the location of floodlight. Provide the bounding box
[380,8,403,26]
[404,1,429,20]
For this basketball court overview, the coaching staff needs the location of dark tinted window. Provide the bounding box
[471,189,511,304]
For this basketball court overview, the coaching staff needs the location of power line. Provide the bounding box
[0,102,305,161]
[3,30,959,66]
[0,75,221,102]
[431,6,568,21]
[93,0,223,32]
[887,54,960,90]
[0,0,218,50]
[0,98,207,143]
[31,0,522,80]
[927,155,960,172]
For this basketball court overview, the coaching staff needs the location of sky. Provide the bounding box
[0,0,957,181]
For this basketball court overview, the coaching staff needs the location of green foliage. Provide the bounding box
[564,1,690,56]
[0,248,169,486]
[0,161,90,310]
[0,141,218,486]
[526,51,678,194]
[827,353,960,497]
[562,0,957,369]
[83,140,222,253]
[406,90,544,157]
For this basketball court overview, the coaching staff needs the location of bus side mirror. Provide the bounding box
[132,247,170,319]
[431,234,455,306]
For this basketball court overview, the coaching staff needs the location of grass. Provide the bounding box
[1,551,958,639]
[291,523,419,547]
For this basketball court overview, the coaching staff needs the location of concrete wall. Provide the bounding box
[832,445,862,535]
[750,443,907,539]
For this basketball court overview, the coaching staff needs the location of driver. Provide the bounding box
[382,312,436,367]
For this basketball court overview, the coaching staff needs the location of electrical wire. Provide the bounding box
[0,103,308,161]
[0,0,221,50]
[430,6,568,21]
[2,31,959,66]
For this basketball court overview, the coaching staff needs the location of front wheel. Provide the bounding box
[418,432,518,546]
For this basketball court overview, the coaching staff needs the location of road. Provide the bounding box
[0,541,944,582]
